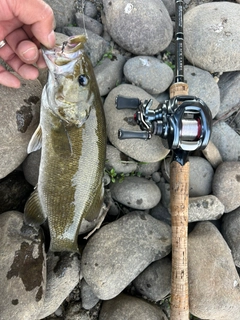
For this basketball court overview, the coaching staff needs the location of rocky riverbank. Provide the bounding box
[0,1,240,320]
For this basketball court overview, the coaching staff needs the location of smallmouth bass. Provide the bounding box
[24,35,106,252]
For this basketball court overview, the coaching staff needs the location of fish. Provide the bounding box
[24,35,107,252]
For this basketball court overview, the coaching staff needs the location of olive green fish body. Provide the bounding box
[24,36,106,252]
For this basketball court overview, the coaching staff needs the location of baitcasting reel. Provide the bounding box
[116,95,212,152]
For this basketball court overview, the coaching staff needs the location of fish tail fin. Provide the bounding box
[24,188,47,226]
[49,237,79,253]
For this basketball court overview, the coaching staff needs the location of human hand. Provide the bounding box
[0,0,55,88]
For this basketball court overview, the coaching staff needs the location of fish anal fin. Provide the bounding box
[24,189,46,226]
[27,124,42,153]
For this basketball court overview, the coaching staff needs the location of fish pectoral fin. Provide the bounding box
[27,124,42,153]
[24,189,46,226]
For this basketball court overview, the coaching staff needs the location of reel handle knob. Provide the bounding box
[116,95,140,110]
[118,129,150,140]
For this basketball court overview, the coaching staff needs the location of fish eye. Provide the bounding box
[78,74,89,86]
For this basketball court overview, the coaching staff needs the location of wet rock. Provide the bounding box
[0,211,46,320]
[110,176,161,210]
[133,257,171,301]
[22,149,41,186]
[81,211,171,300]
[0,74,41,179]
[105,145,138,175]
[75,12,103,35]
[184,2,240,72]
[0,171,33,214]
[217,71,240,119]
[99,293,168,320]
[188,195,224,223]
[184,65,220,118]
[38,251,80,319]
[102,0,173,55]
[104,84,170,162]
[211,121,240,161]
[189,221,240,320]
[81,279,100,310]
[94,53,126,96]
[123,56,173,95]
[63,27,110,66]
[212,161,240,213]
[222,207,240,268]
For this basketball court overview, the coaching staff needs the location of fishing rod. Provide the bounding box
[115,1,212,319]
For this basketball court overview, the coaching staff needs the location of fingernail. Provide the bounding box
[47,30,56,48]
[22,47,38,61]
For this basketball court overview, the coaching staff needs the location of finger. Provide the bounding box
[15,0,56,48]
[36,50,47,69]
[0,65,21,88]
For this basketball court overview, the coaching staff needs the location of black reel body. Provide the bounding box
[116,95,212,152]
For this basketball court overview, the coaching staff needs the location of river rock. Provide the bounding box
[0,211,46,320]
[105,145,138,174]
[184,2,240,72]
[0,74,41,179]
[211,121,240,161]
[22,149,41,186]
[84,0,98,18]
[188,221,240,320]
[104,84,170,162]
[103,0,173,55]
[81,279,100,310]
[38,252,80,319]
[162,0,175,16]
[75,12,103,36]
[133,256,171,301]
[94,53,126,96]
[202,140,223,169]
[217,71,240,119]
[81,211,171,300]
[136,161,161,178]
[222,207,240,268]
[184,65,220,118]
[99,293,168,320]
[110,176,161,210]
[212,161,240,213]
[188,195,224,223]
[123,56,173,95]
[150,201,171,226]
[63,27,110,66]
[0,171,33,214]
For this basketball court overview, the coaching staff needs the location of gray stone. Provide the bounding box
[84,0,98,18]
[81,211,171,300]
[217,71,240,119]
[105,145,138,175]
[211,121,240,161]
[103,84,170,162]
[102,0,173,55]
[63,27,110,66]
[212,161,240,213]
[184,65,220,118]
[157,179,171,210]
[188,195,225,223]
[162,0,175,16]
[95,54,126,96]
[188,221,240,320]
[0,74,41,179]
[22,149,41,186]
[99,293,168,320]
[133,257,171,301]
[123,56,173,95]
[110,176,161,210]
[38,252,80,319]
[81,279,100,310]
[75,12,103,36]
[136,161,161,178]
[202,140,223,169]
[222,207,240,268]
[45,0,75,31]
[64,302,94,320]
[150,201,171,226]
[184,2,240,72]
[0,211,46,320]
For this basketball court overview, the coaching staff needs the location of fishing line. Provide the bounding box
[81,0,88,39]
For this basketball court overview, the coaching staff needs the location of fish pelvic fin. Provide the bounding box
[27,124,42,153]
[24,188,47,226]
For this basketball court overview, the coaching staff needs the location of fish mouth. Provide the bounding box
[43,35,87,66]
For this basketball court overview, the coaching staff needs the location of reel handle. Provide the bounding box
[116,96,140,110]
[118,129,150,140]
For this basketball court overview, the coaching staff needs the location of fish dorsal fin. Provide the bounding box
[27,124,42,154]
[24,188,46,226]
